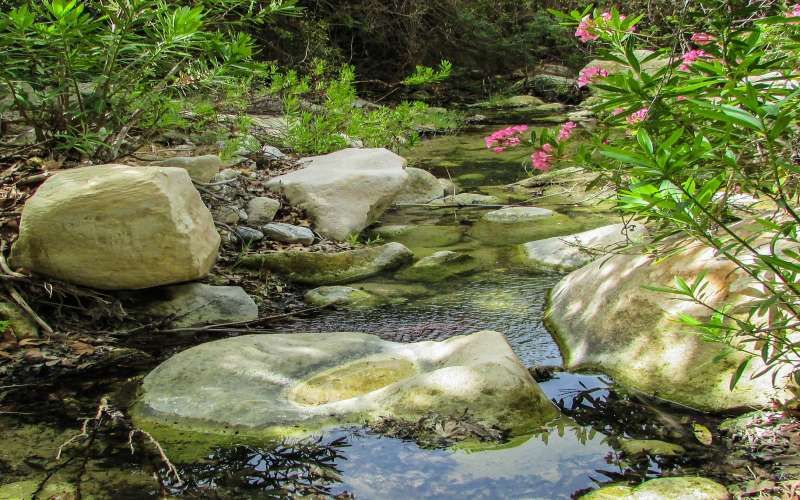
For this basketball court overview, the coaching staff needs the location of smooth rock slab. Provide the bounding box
[239,242,413,285]
[483,206,555,223]
[581,477,729,500]
[153,154,222,183]
[304,286,378,308]
[10,165,220,290]
[266,148,408,240]
[139,283,258,328]
[134,330,559,443]
[262,222,315,245]
[521,223,647,271]
[396,251,480,283]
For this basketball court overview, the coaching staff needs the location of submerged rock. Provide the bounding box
[10,165,219,290]
[520,223,648,271]
[266,148,408,240]
[138,283,258,328]
[396,251,480,283]
[483,206,555,223]
[546,234,793,411]
[581,477,729,499]
[134,330,560,452]
[262,222,315,245]
[619,439,685,457]
[304,286,378,308]
[239,242,413,285]
[394,167,444,204]
[153,154,222,183]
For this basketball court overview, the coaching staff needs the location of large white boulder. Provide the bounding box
[10,165,220,290]
[546,235,794,411]
[134,330,559,455]
[266,148,409,240]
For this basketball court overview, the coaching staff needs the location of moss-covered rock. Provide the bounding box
[133,330,560,460]
[304,286,380,308]
[429,193,501,206]
[582,477,729,499]
[619,439,685,457]
[0,479,76,500]
[396,251,480,283]
[0,301,38,339]
[239,242,413,285]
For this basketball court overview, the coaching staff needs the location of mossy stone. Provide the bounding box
[619,439,686,457]
[396,251,480,283]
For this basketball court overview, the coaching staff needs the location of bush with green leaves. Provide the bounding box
[0,0,299,160]
[271,61,461,155]
[540,3,800,397]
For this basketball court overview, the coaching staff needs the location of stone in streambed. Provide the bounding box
[232,226,264,243]
[153,154,222,183]
[396,251,480,283]
[239,242,413,285]
[262,222,315,245]
[581,477,729,500]
[483,206,554,223]
[133,330,560,458]
[10,165,219,290]
[266,148,408,240]
[246,197,280,225]
[429,193,500,206]
[619,439,685,457]
[137,283,257,328]
[304,286,379,308]
[394,167,444,204]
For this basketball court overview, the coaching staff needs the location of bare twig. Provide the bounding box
[128,429,182,484]
[4,282,51,336]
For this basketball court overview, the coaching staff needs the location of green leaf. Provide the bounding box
[636,129,654,155]
[730,357,751,391]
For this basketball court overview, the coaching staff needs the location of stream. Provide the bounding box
[0,125,730,499]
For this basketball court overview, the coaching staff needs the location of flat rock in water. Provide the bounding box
[429,193,501,206]
[619,439,685,457]
[483,206,555,223]
[304,286,378,308]
[266,148,408,240]
[10,165,219,290]
[520,223,647,271]
[133,330,559,456]
[138,283,258,328]
[581,477,729,499]
[546,228,794,411]
[394,167,444,204]
[396,250,480,283]
[153,155,222,183]
[262,222,315,245]
[239,242,413,285]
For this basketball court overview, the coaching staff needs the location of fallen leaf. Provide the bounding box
[693,423,713,445]
[69,341,96,356]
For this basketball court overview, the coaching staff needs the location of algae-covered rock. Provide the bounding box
[396,251,480,283]
[239,242,413,285]
[133,330,560,459]
[483,206,554,223]
[582,477,729,499]
[353,281,434,303]
[371,224,464,250]
[520,223,648,271]
[394,167,444,204]
[304,286,379,308]
[619,439,685,457]
[0,479,76,500]
[530,74,578,101]
[265,148,408,240]
[546,234,793,411]
[10,165,220,290]
[0,301,38,339]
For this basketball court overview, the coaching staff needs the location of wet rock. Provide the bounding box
[546,231,794,411]
[0,300,38,339]
[246,197,280,225]
[396,251,480,283]
[353,281,434,303]
[619,439,686,457]
[520,223,647,271]
[266,148,409,240]
[134,330,560,456]
[394,167,444,204]
[261,223,315,245]
[10,165,219,290]
[438,178,459,196]
[233,226,264,243]
[304,286,378,308]
[530,74,578,101]
[138,283,257,328]
[581,477,729,499]
[483,206,555,223]
[371,224,464,249]
[239,242,413,285]
[153,154,222,183]
[429,193,501,206]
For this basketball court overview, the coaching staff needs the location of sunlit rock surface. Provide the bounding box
[394,166,445,204]
[547,235,793,411]
[134,330,559,454]
[581,477,729,499]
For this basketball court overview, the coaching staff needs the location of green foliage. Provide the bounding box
[0,0,299,160]
[271,62,459,155]
[402,60,453,87]
[555,4,800,392]
[0,319,8,334]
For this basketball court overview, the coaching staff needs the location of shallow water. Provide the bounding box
[0,126,720,499]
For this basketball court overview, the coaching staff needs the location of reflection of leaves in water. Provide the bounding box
[163,436,350,498]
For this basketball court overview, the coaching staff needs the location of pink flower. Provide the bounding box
[680,49,709,71]
[676,95,687,101]
[627,107,649,125]
[690,32,715,46]
[577,66,609,88]
[557,121,578,142]
[484,125,529,152]
[575,17,599,43]
[531,143,555,171]
[611,107,625,116]
[790,4,800,17]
